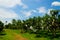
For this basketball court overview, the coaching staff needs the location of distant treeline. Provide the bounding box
[0,10,60,37]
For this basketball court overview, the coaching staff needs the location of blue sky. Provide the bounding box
[0,0,60,23]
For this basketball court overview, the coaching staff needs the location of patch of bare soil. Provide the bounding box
[13,33,28,40]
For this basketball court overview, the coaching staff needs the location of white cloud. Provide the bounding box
[0,8,19,24]
[32,10,37,13]
[0,8,18,18]
[0,0,28,24]
[20,10,38,17]
[21,11,32,17]
[26,11,32,17]
[37,7,47,13]
[21,4,28,9]
[0,0,28,8]
[20,7,47,17]
[52,1,60,6]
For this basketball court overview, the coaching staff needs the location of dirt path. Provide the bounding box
[13,33,27,40]
[5,29,28,40]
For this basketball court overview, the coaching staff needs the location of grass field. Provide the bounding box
[0,29,60,40]
[0,29,27,40]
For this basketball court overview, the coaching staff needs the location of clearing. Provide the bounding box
[0,29,27,40]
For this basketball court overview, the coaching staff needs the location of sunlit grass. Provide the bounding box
[0,29,60,40]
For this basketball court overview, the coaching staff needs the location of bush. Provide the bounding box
[0,21,4,32]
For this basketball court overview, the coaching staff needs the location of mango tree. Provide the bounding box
[48,10,59,37]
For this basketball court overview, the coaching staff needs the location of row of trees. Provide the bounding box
[0,10,60,37]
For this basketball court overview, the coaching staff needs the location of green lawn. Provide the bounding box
[0,29,15,40]
[12,30,60,40]
[13,30,49,40]
[0,29,60,40]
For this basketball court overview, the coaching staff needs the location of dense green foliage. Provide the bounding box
[1,10,60,38]
[0,21,4,32]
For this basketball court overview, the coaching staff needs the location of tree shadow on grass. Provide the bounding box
[0,31,6,39]
[0,30,6,36]
[48,34,60,40]
[0,33,6,36]
[35,32,60,40]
